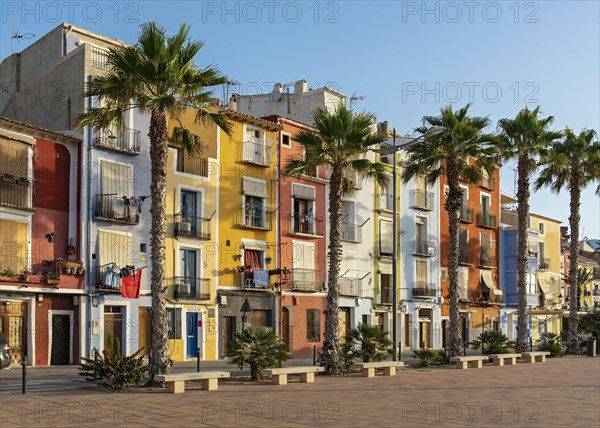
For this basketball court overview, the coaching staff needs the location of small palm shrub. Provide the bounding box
[579,312,600,352]
[537,332,563,357]
[79,337,148,390]
[469,330,515,355]
[413,348,445,367]
[344,323,392,363]
[228,327,290,381]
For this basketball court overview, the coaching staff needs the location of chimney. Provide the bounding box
[294,79,307,94]
[377,121,389,136]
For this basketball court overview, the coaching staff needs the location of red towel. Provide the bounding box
[121,269,142,298]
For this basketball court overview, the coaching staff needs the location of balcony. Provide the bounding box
[379,240,394,257]
[0,256,83,289]
[341,222,362,243]
[172,276,211,300]
[343,169,362,190]
[286,213,324,237]
[235,204,274,230]
[413,240,435,257]
[176,150,209,177]
[92,126,141,155]
[409,190,434,210]
[481,293,504,304]
[0,175,34,211]
[96,266,122,292]
[380,286,393,305]
[480,247,496,268]
[379,192,394,211]
[241,139,272,166]
[477,212,497,229]
[290,269,323,292]
[412,283,436,298]
[339,277,361,296]
[479,176,495,190]
[538,258,550,271]
[286,155,317,178]
[90,46,110,71]
[527,244,539,259]
[460,207,474,223]
[171,214,211,240]
[459,248,471,265]
[95,195,140,224]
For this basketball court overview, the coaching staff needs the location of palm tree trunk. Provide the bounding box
[445,162,463,357]
[567,168,581,354]
[148,109,171,377]
[323,167,343,375]
[515,154,530,353]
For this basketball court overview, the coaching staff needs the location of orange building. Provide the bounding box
[439,169,502,345]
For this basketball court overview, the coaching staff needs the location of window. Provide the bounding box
[416,260,428,284]
[481,195,490,215]
[416,217,427,243]
[341,201,356,241]
[538,222,545,234]
[98,230,133,268]
[101,160,133,197]
[415,175,426,192]
[244,127,267,165]
[379,220,393,255]
[244,195,266,228]
[292,184,316,234]
[281,134,291,147]
[538,242,546,261]
[166,308,182,339]
[306,309,320,342]
[381,179,394,210]
[380,273,392,304]
[0,219,27,272]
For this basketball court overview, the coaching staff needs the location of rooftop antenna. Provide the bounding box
[349,92,366,110]
[11,14,35,55]
[224,79,240,106]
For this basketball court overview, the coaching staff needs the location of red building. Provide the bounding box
[266,116,328,357]
[0,117,83,366]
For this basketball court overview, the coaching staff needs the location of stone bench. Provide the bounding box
[488,353,521,366]
[355,361,405,378]
[521,352,550,363]
[263,366,325,385]
[155,371,230,394]
[450,356,489,370]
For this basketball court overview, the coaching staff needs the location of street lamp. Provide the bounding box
[240,297,252,370]
[379,125,446,361]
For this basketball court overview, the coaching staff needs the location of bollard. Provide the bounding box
[197,348,200,372]
[529,338,533,352]
[398,341,402,361]
[313,345,316,366]
[22,356,27,394]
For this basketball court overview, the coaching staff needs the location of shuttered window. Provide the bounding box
[98,230,133,267]
[242,177,267,198]
[101,160,133,197]
[0,219,28,272]
[416,260,428,283]
[415,175,426,192]
[167,308,182,339]
[0,138,29,177]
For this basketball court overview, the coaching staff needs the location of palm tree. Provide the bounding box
[402,104,499,357]
[562,267,600,312]
[284,105,388,374]
[344,323,392,363]
[76,22,230,376]
[536,128,599,353]
[497,107,562,353]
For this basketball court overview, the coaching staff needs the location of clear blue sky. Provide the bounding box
[1,1,599,237]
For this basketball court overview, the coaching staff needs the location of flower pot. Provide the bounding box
[46,279,60,285]
[18,275,30,283]
[66,249,76,256]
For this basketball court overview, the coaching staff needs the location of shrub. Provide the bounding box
[469,330,515,355]
[537,332,563,357]
[79,337,148,390]
[344,323,392,363]
[579,312,600,352]
[228,327,290,381]
[413,348,445,367]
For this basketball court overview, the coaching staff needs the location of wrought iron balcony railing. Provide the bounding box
[288,213,324,237]
[409,190,434,210]
[413,240,435,256]
[241,139,272,166]
[95,195,140,224]
[235,204,274,230]
[176,151,209,177]
[412,283,436,297]
[171,213,211,240]
[538,258,550,271]
[341,222,362,243]
[339,277,361,296]
[0,175,34,211]
[379,240,394,256]
[92,126,141,154]
[460,206,474,223]
[380,286,393,305]
[172,276,211,300]
[380,192,394,211]
[477,212,497,229]
[90,46,110,71]
[290,269,323,292]
[459,248,471,265]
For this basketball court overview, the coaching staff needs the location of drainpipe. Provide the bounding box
[273,126,280,336]
[85,75,93,359]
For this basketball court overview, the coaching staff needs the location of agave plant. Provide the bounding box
[228,327,289,381]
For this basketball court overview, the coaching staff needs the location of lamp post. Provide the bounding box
[377,125,446,361]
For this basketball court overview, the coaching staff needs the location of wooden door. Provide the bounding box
[337,309,350,343]
[104,306,123,354]
[138,307,151,355]
[221,316,236,357]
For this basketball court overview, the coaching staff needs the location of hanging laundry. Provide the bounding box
[112,198,127,218]
[253,269,269,288]
[121,269,142,298]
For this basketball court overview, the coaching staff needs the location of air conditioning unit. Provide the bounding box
[181,282,191,295]
[219,295,228,305]
[427,244,435,256]
[179,221,191,234]
[437,296,444,305]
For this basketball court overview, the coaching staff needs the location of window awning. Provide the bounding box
[242,177,267,198]
[481,270,502,296]
[379,263,392,275]
[538,277,554,301]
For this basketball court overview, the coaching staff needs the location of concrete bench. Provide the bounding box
[450,356,489,369]
[263,366,324,385]
[155,371,230,394]
[521,352,550,363]
[355,361,405,378]
[488,353,521,366]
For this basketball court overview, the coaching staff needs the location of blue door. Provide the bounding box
[186,312,198,358]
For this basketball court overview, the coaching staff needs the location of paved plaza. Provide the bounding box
[0,357,599,427]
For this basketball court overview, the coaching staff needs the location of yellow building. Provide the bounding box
[215,110,281,358]
[165,109,219,361]
[529,213,563,342]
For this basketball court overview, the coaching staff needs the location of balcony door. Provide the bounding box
[180,249,198,296]
[341,201,356,241]
[180,190,198,235]
[293,198,312,234]
[245,128,264,164]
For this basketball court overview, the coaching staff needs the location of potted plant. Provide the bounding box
[0,269,15,281]
[45,232,55,243]
[16,176,30,186]
[66,244,76,256]
[76,266,85,275]
[1,173,16,183]
[18,270,32,282]
[45,271,60,285]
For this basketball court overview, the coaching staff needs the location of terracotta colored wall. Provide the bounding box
[280,293,326,357]
[34,295,80,366]
[439,169,501,317]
